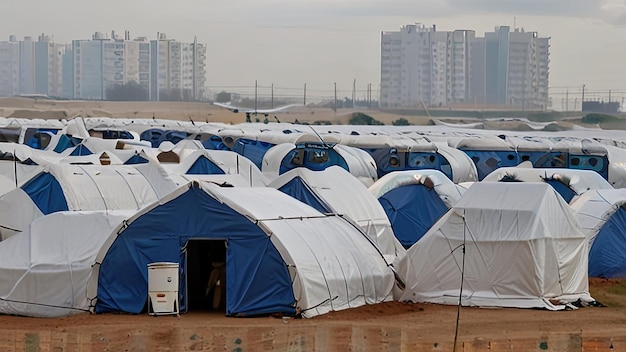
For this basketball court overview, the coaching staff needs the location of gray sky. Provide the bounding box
[3,0,626,104]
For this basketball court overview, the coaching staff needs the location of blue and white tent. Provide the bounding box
[87,182,394,318]
[369,170,465,249]
[483,166,613,204]
[0,163,177,240]
[268,166,405,264]
[262,142,378,187]
[571,189,626,278]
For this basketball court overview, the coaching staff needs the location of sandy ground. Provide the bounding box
[0,97,432,126]
[0,297,624,351]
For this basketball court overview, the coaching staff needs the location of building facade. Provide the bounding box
[380,24,474,108]
[0,34,64,97]
[381,23,549,109]
[150,33,206,101]
[0,31,206,101]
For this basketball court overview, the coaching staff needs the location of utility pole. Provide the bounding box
[255,80,258,114]
[581,84,586,112]
[609,89,611,103]
[303,83,307,107]
[334,82,337,113]
[352,79,356,108]
[271,83,274,109]
[566,90,569,112]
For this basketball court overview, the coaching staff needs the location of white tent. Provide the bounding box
[0,163,177,240]
[570,188,626,278]
[268,166,405,264]
[87,182,395,318]
[397,182,594,310]
[0,211,134,317]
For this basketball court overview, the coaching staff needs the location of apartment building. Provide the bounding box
[150,33,206,101]
[0,36,20,97]
[0,34,64,97]
[381,23,549,109]
[380,24,474,108]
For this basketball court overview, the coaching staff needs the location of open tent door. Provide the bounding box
[181,239,227,312]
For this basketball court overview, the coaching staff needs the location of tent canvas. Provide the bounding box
[571,189,626,278]
[90,182,394,318]
[397,182,593,310]
[268,166,404,264]
[0,211,133,317]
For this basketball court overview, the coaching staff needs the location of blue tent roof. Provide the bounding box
[69,144,93,156]
[278,177,332,214]
[95,184,296,316]
[378,184,449,249]
[589,207,626,278]
[186,156,226,175]
[279,143,349,175]
[21,173,69,214]
[544,179,577,203]
[124,154,149,165]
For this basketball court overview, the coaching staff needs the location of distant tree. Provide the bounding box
[392,118,411,126]
[105,81,148,101]
[348,112,384,125]
[215,91,231,103]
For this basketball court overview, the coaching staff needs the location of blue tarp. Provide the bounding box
[278,177,332,214]
[140,129,165,148]
[544,179,577,203]
[278,143,349,175]
[186,156,226,175]
[589,207,626,278]
[95,185,296,316]
[53,135,83,153]
[124,154,149,165]
[21,173,69,214]
[378,184,449,249]
[69,144,93,156]
[231,139,275,169]
[461,150,519,180]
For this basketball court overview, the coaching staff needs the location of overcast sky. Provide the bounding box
[3,0,626,104]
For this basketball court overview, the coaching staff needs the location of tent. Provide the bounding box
[570,189,626,278]
[397,182,594,310]
[88,182,394,318]
[268,166,405,264]
[0,163,177,240]
[262,142,378,187]
[0,211,134,317]
[370,170,465,249]
[483,166,613,204]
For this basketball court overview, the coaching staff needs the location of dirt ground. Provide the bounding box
[0,279,625,351]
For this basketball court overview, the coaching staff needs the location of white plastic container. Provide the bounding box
[147,262,179,316]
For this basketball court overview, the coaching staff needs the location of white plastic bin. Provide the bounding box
[147,262,179,316]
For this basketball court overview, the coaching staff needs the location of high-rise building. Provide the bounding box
[0,36,20,97]
[150,33,206,101]
[380,23,549,109]
[472,26,550,109]
[380,24,474,108]
[0,34,65,98]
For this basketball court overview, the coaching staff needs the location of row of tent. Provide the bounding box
[2,116,626,318]
[4,117,626,188]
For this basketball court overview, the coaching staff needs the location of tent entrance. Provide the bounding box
[184,239,227,312]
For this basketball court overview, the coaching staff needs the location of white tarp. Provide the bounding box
[483,166,613,198]
[0,211,133,317]
[268,166,405,264]
[204,185,394,318]
[570,188,626,248]
[397,182,594,310]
